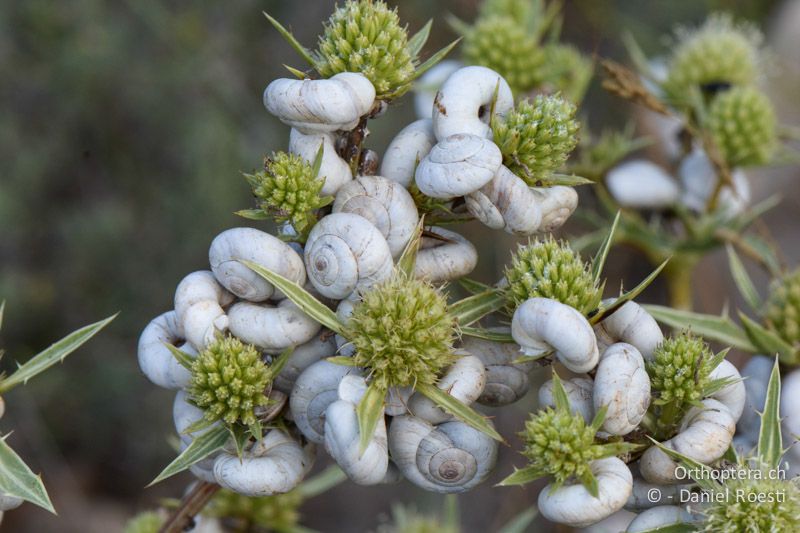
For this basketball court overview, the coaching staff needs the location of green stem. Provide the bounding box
[663,257,698,311]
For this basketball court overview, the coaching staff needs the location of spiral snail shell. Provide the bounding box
[594,300,663,361]
[466,165,543,235]
[606,160,679,210]
[415,134,502,199]
[137,311,193,390]
[530,186,579,233]
[593,343,650,436]
[460,333,533,406]
[289,128,352,196]
[407,356,486,424]
[539,377,594,423]
[414,227,478,283]
[380,119,437,187]
[272,333,338,394]
[173,270,234,350]
[227,299,321,354]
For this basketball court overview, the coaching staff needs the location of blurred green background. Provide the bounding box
[0,0,797,531]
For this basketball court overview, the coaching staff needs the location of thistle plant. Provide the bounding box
[706,85,777,167]
[492,94,580,185]
[765,268,800,353]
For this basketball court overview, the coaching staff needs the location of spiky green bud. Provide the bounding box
[461,15,544,95]
[189,336,270,429]
[478,0,536,22]
[123,511,163,533]
[245,152,330,238]
[504,237,602,315]
[346,275,456,389]
[492,95,580,185]
[765,268,800,354]
[706,86,777,167]
[206,489,302,532]
[377,504,460,533]
[315,0,415,100]
[702,466,800,532]
[664,14,762,101]
[536,44,594,104]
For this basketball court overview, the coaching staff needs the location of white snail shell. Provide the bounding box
[466,166,543,235]
[407,356,486,424]
[413,60,463,120]
[290,360,361,444]
[388,415,498,493]
[227,299,321,354]
[679,148,750,216]
[173,390,225,483]
[640,399,735,484]
[323,375,389,485]
[289,128,352,196]
[304,213,394,299]
[529,186,579,232]
[606,160,680,210]
[209,227,306,302]
[460,334,533,406]
[708,359,745,421]
[0,493,22,513]
[594,343,651,436]
[781,368,800,456]
[263,73,375,134]
[737,355,772,442]
[213,429,315,497]
[333,175,419,258]
[272,333,337,393]
[625,470,686,510]
[174,271,234,350]
[431,66,513,141]
[415,134,502,199]
[626,505,698,532]
[580,510,636,533]
[594,300,663,362]
[137,311,193,389]
[511,298,600,373]
[538,457,633,527]
[380,119,437,187]
[385,386,414,416]
[539,377,595,423]
[414,227,478,283]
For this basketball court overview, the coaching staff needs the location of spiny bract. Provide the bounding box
[206,488,303,532]
[504,237,601,315]
[461,15,543,95]
[536,43,594,104]
[315,0,415,100]
[492,94,580,185]
[346,274,456,389]
[245,151,330,238]
[765,268,800,360]
[706,86,777,167]
[189,336,271,428]
[663,13,762,102]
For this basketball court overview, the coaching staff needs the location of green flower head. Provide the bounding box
[315,0,416,100]
[346,274,456,389]
[706,86,777,167]
[664,13,762,101]
[536,44,594,104]
[461,15,544,95]
[123,511,163,533]
[478,0,537,22]
[189,336,271,430]
[492,94,580,185]
[377,504,460,533]
[206,488,303,532]
[504,237,602,315]
[245,151,331,238]
[765,268,800,356]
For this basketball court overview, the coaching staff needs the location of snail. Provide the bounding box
[380,119,437,187]
[289,128,352,196]
[431,66,514,141]
[173,390,225,484]
[594,300,663,361]
[174,271,234,350]
[466,165,542,235]
[263,72,375,134]
[460,333,533,406]
[413,60,463,120]
[511,298,600,373]
[539,377,594,423]
[227,300,321,354]
[406,356,486,424]
[605,160,680,210]
[538,457,633,527]
[415,133,502,199]
[626,505,698,532]
[530,186,579,233]
[272,333,338,394]
[213,429,315,497]
[625,470,686,510]
[385,386,414,416]
[332,175,419,258]
[640,399,735,484]
[303,212,394,299]
[413,227,478,283]
[137,310,193,389]
[678,148,750,216]
[209,227,306,303]
[781,368,800,458]
[707,359,745,421]
[0,493,22,514]
[323,375,389,485]
[290,360,361,444]
[593,343,651,436]
[388,415,498,494]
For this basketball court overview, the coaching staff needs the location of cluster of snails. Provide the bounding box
[137,63,583,501]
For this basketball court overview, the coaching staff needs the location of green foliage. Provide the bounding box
[663,13,762,101]
[347,275,456,389]
[536,44,594,103]
[206,488,303,533]
[123,511,164,533]
[189,336,271,431]
[504,237,602,315]
[492,95,580,185]
[244,151,331,240]
[0,435,54,513]
[765,267,800,353]
[706,86,777,167]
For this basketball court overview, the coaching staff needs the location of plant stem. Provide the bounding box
[159,481,220,533]
[663,257,697,311]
